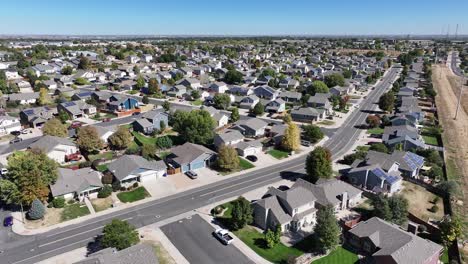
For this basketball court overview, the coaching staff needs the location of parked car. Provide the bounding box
[21,129,32,134]
[70,122,82,129]
[9,137,22,144]
[132,112,141,116]
[246,155,258,162]
[185,170,198,179]
[300,140,311,147]
[3,216,13,227]
[102,118,111,122]
[213,229,234,245]
[10,131,20,136]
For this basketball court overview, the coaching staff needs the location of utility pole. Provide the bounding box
[455,24,459,40]
[454,72,465,120]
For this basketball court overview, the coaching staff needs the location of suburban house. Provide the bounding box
[235,139,263,157]
[0,114,21,135]
[268,124,287,146]
[239,95,260,109]
[279,91,302,103]
[362,150,425,178]
[345,217,443,264]
[108,95,139,112]
[57,101,96,119]
[231,118,268,138]
[208,82,228,93]
[307,95,333,114]
[253,85,280,100]
[214,130,244,148]
[265,98,286,113]
[141,109,170,131]
[20,106,58,127]
[132,118,154,135]
[290,107,325,123]
[107,155,167,185]
[29,135,79,164]
[382,125,424,151]
[71,91,94,102]
[253,184,318,233]
[93,125,115,143]
[330,85,353,96]
[6,92,39,105]
[166,142,216,173]
[74,244,159,264]
[50,168,103,201]
[279,77,299,90]
[203,106,229,128]
[177,78,201,89]
[167,85,187,98]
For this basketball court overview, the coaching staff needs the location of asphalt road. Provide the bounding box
[161,214,253,264]
[451,52,464,77]
[0,67,399,264]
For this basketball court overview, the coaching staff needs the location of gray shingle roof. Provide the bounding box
[168,142,215,165]
[29,135,76,153]
[74,244,159,264]
[349,217,443,264]
[293,178,361,207]
[107,155,167,181]
[51,168,103,197]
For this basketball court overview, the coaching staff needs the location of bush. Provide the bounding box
[28,199,46,220]
[112,181,122,192]
[132,182,139,188]
[432,196,440,204]
[120,187,127,192]
[429,205,439,213]
[51,197,66,208]
[68,199,76,204]
[418,224,428,233]
[98,185,112,198]
[79,161,92,168]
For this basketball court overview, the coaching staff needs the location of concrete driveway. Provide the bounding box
[141,177,177,199]
[168,168,221,190]
[161,214,254,264]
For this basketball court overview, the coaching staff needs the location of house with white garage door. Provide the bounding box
[166,142,216,173]
[107,155,167,185]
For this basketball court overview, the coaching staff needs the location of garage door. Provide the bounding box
[182,164,190,173]
[189,160,205,171]
[140,172,156,183]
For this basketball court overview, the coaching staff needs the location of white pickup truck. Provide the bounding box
[213,228,234,245]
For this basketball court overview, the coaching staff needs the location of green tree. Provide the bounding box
[148,78,160,95]
[42,118,68,137]
[51,197,65,208]
[98,185,112,198]
[162,101,170,112]
[252,102,264,116]
[439,216,463,247]
[171,110,215,145]
[264,229,276,249]
[108,126,133,150]
[282,113,292,124]
[307,81,329,95]
[61,65,73,75]
[302,124,324,143]
[324,73,345,87]
[0,179,20,205]
[314,204,340,253]
[230,107,240,123]
[437,180,459,197]
[101,219,140,250]
[281,123,300,151]
[58,110,70,123]
[224,69,243,84]
[378,92,395,113]
[142,95,149,104]
[217,144,240,172]
[141,143,157,160]
[191,90,201,99]
[231,197,253,230]
[369,143,388,153]
[77,126,104,153]
[371,195,408,225]
[136,75,145,90]
[78,56,90,70]
[28,199,45,220]
[75,77,89,85]
[213,93,231,110]
[305,147,333,183]
[38,87,50,106]
[155,136,172,149]
[342,69,353,79]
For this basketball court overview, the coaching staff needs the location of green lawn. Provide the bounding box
[234,226,303,264]
[96,164,108,172]
[132,131,158,146]
[239,158,255,170]
[191,99,203,106]
[61,203,90,221]
[422,135,439,146]
[91,113,116,121]
[117,187,150,203]
[312,246,358,264]
[268,149,290,159]
[88,151,115,162]
[367,127,384,135]
[440,248,449,264]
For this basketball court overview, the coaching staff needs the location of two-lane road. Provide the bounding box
[0,67,399,264]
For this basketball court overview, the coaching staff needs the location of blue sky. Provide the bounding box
[1,0,467,35]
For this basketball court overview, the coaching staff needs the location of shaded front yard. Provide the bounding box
[117,186,151,203]
[366,127,384,135]
[312,246,358,264]
[234,226,303,264]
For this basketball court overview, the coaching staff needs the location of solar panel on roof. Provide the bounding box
[62,102,76,107]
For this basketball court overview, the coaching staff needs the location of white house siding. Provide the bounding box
[238,146,261,157]
[62,193,75,201]
[48,145,78,163]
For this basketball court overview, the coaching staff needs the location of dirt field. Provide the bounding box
[401,181,444,221]
[432,65,468,246]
